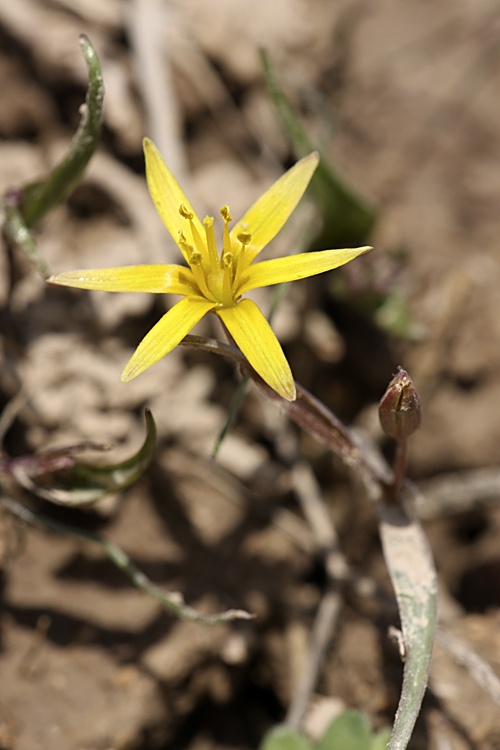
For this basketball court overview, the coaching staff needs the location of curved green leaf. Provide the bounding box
[14,410,156,506]
[20,35,104,227]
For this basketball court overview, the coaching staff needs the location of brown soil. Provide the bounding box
[1,1,500,749]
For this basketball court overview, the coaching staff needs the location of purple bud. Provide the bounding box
[379,367,422,441]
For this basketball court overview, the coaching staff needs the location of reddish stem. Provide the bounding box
[389,439,408,502]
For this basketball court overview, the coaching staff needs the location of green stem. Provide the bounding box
[212,377,249,459]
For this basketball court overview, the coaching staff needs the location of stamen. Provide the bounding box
[188,249,216,302]
[177,230,191,263]
[233,232,252,290]
[203,216,220,271]
[222,252,233,306]
[179,204,193,220]
[179,204,207,267]
[220,205,233,267]
[189,250,203,266]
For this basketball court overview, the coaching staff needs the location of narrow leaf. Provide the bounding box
[260,50,377,247]
[20,35,104,227]
[378,505,437,750]
[1,495,253,624]
[212,377,249,459]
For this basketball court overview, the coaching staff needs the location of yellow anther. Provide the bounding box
[189,250,203,266]
[177,230,191,263]
[222,252,233,268]
[220,205,232,223]
[237,232,251,246]
[179,210,208,267]
[179,204,193,220]
[178,231,190,250]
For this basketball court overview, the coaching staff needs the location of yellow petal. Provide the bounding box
[143,138,205,258]
[217,299,296,401]
[47,265,198,296]
[236,246,371,296]
[121,296,216,381]
[230,152,319,264]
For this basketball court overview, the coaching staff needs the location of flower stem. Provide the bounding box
[389,439,408,502]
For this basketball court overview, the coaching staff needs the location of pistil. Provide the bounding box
[222,252,233,307]
[203,216,220,271]
[233,232,251,291]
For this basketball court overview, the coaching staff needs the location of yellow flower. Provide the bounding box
[48,139,370,401]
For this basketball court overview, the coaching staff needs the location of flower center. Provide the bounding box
[206,268,225,300]
[179,204,251,308]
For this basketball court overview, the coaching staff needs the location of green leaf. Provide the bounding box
[259,726,314,750]
[318,710,371,750]
[260,50,377,248]
[20,35,104,227]
[378,506,437,750]
[19,409,157,506]
[371,726,392,750]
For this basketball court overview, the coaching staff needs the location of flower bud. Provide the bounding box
[379,367,422,441]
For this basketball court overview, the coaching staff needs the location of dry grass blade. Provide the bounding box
[285,461,350,729]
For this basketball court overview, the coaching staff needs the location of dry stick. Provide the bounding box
[406,483,500,709]
[0,495,253,625]
[435,628,500,707]
[168,27,281,172]
[290,462,350,582]
[126,0,188,181]
[414,468,500,520]
[286,461,350,729]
